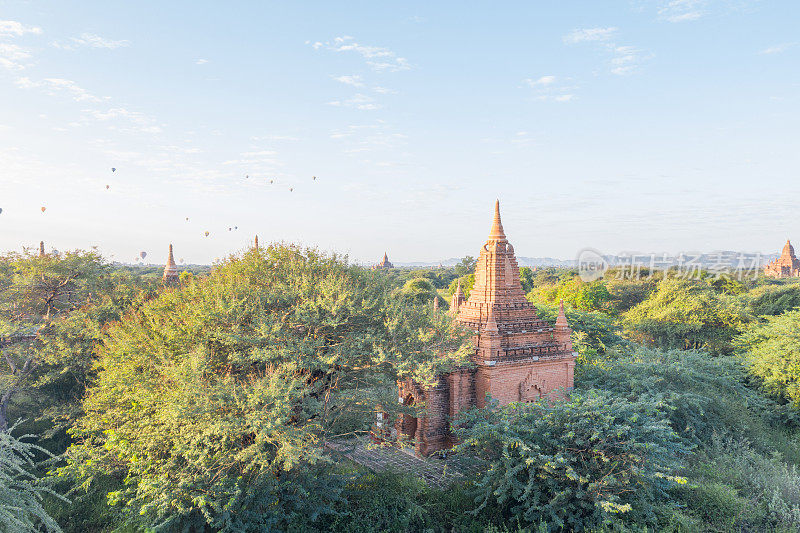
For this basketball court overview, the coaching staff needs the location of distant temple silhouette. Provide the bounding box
[162,244,180,284]
[764,240,800,278]
[393,201,576,456]
[373,252,394,270]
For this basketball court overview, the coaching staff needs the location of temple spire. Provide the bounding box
[39,241,45,257]
[556,299,568,328]
[487,199,506,241]
[254,235,259,250]
[163,244,179,284]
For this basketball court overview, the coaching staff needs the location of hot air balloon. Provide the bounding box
[185,217,189,221]
[228,227,232,231]
[234,226,238,230]
[245,175,249,179]
[204,231,210,237]
[312,176,317,180]
[105,184,110,190]
[179,258,184,263]
[40,206,46,213]
[269,179,274,184]
[289,187,293,192]
[111,168,116,172]
[140,251,147,260]
[0,208,3,214]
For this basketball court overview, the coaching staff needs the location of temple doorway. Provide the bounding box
[399,394,418,443]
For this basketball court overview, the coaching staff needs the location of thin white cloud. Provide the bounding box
[657,0,706,22]
[523,75,556,87]
[0,20,42,37]
[328,93,381,110]
[55,32,130,50]
[195,58,208,64]
[15,76,103,102]
[760,43,795,55]
[564,29,650,76]
[0,43,31,70]
[563,27,617,44]
[310,36,411,72]
[333,74,365,87]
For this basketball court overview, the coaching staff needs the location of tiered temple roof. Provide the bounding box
[374,252,394,269]
[456,200,572,363]
[764,239,800,278]
[163,244,180,284]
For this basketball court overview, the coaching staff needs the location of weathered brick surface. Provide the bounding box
[398,201,576,456]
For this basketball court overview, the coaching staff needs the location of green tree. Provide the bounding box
[744,283,800,317]
[454,390,689,531]
[61,245,471,530]
[622,278,750,354]
[453,256,476,278]
[1,423,66,532]
[518,266,535,293]
[737,309,800,407]
[0,249,109,430]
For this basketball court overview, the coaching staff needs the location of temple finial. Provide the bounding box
[555,299,569,328]
[254,235,259,250]
[488,199,506,241]
[39,241,45,257]
[484,304,499,333]
[163,243,179,284]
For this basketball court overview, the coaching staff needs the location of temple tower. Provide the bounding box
[163,244,180,284]
[374,252,394,270]
[456,200,575,406]
[39,241,45,257]
[395,201,576,456]
[450,280,466,315]
[764,239,800,278]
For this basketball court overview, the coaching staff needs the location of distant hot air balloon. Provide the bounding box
[312,176,317,180]
[179,258,184,263]
[111,168,116,172]
[0,208,3,214]
[289,187,293,192]
[228,227,232,231]
[245,175,249,179]
[40,206,46,213]
[185,217,189,221]
[269,179,274,184]
[105,184,110,190]
[204,231,210,237]
[140,251,147,260]
[234,226,238,230]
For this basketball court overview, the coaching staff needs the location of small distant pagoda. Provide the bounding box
[373,252,394,270]
[163,244,180,284]
[764,240,800,278]
[38,241,45,257]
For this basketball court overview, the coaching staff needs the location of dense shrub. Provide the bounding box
[454,390,689,531]
[580,348,784,448]
[622,279,751,354]
[737,310,800,407]
[745,283,800,317]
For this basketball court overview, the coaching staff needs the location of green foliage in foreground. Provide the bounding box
[745,282,800,317]
[738,309,800,407]
[454,390,689,532]
[1,425,65,532]
[60,245,471,531]
[533,302,624,360]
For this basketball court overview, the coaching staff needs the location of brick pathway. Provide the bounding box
[326,437,483,489]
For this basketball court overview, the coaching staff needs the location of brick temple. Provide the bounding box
[373,252,394,270]
[394,201,576,456]
[764,240,800,278]
[162,244,180,284]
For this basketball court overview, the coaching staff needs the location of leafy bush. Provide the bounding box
[622,278,751,354]
[580,348,783,448]
[737,310,800,407]
[744,283,800,317]
[454,390,689,531]
[1,425,65,532]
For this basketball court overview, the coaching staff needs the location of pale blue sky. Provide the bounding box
[0,1,797,264]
